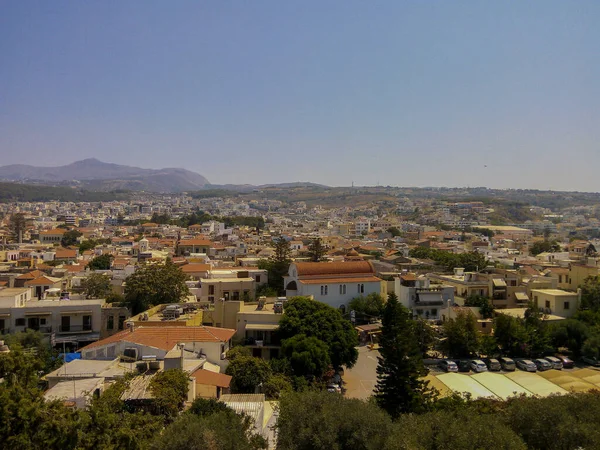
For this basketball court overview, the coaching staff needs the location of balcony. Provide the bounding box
[59,325,93,333]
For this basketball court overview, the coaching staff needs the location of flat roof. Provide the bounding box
[245,323,279,331]
[530,289,578,296]
[474,226,531,232]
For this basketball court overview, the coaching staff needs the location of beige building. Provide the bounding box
[531,289,580,318]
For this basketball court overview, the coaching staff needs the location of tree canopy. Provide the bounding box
[61,229,82,247]
[277,297,358,369]
[306,238,327,262]
[87,254,113,271]
[80,273,112,299]
[124,260,190,314]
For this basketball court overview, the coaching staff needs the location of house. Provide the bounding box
[79,325,236,372]
[25,275,63,299]
[54,248,79,263]
[191,368,232,399]
[39,228,68,244]
[531,289,580,318]
[177,238,212,256]
[395,274,454,321]
[284,261,383,309]
[0,297,125,348]
[428,268,489,300]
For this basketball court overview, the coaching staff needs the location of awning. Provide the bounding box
[515,292,529,301]
[493,279,507,288]
[245,323,279,331]
[24,311,52,316]
[60,310,93,315]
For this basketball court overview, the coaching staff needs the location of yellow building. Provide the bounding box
[568,264,599,291]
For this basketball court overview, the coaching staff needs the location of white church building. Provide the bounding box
[284,261,383,309]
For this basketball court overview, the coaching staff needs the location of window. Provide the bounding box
[232,291,240,301]
[118,315,126,330]
[545,300,551,309]
[107,315,114,330]
[342,285,346,295]
[255,275,261,283]
[208,285,215,295]
[224,291,230,300]
[481,322,487,328]
[357,284,364,294]
[558,275,563,283]
[16,318,25,327]
[40,318,47,325]
[320,285,328,296]
[431,308,437,317]
[564,301,570,310]
[83,315,92,331]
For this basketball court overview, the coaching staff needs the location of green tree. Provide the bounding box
[151,409,267,450]
[276,390,392,450]
[465,294,494,319]
[530,240,561,256]
[582,334,600,360]
[262,373,293,400]
[80,273,113,299]
[61,229,82,247]
[124,260,190,314]
[9,213,27,243]
[494,313,529,357]
[281,334,331,380]
[440,311,480,358]
[277,297,358,369]
[387,227,401,237]
[348,292,385,322]
[306,237,327,262]
[225,356,272,393]
[580,275,600,311]
[87,254,113,270]
[150,369,190,420]
[375,292,437,418]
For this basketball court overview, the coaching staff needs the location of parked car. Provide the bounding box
[534,358,552,371]
[327,383,342,394]
[516,359,537,372]
[470,359,488,373]
[438,359,459,373]
[555,354,574,369]
[500,357,516,371]
[545,356,563,370]
[455,360,471,373]
[583,356,600,367]
[484,358,502,371]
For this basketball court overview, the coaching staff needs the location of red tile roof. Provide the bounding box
[181,263,211,273]
[179,239,212,246]
[16,270,45,280]
[25,276,60,286]
[80,326,236,352]
[39,229,67,235]
[294,261,374,277]
[191,369,232,388]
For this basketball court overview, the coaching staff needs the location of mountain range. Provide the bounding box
[0,159,210,192]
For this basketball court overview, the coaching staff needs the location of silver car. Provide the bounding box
[545,356,563,370]
[470,359,488,373]
[517,359,537,372]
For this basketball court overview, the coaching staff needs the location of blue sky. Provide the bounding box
[1,1,599,190]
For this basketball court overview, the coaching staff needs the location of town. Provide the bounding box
[2,182,600,448]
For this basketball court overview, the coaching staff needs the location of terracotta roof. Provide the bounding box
[181,263,211,273]
[191,369,232,388]
[80,326,236,352]
[16,270,45,280]
[299,276,381,285]
[141,223,159,227]
[179,239,212,246]
[294,261,374,277]
[25,276,61,286]
[63,264,86,273]
[55,249,77,259]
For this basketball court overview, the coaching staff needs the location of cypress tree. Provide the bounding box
[375,292,437,418]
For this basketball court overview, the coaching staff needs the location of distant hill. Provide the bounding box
[0,182,129,203]
[0,159,210,192]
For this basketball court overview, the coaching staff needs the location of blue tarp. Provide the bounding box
[59,353,82,363]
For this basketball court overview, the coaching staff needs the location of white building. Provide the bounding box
[284,261,383,309]
[395,274,454,321]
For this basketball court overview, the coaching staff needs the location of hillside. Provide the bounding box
[0,182,129,203]
[0,159,209,192]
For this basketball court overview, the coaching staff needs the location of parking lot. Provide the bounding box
[345,347,600,400]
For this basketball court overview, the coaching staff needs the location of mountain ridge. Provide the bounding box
[0,159,209,192]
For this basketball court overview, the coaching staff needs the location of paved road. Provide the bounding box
[344,346,379,399]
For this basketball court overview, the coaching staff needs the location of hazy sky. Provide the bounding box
[1,2,599,190]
